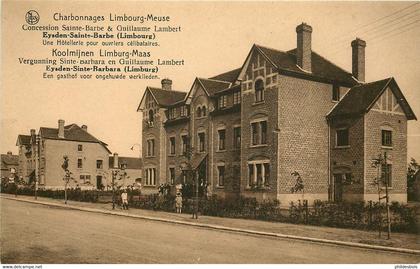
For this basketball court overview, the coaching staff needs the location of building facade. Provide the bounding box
[1,151,19,180]
[16,120,112,190]
[137,23,416,204]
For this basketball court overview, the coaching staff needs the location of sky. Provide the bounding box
[1,1,419,161]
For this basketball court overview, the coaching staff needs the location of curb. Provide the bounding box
[3,196,420,256]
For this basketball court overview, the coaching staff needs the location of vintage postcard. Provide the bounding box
[1,0,419,266]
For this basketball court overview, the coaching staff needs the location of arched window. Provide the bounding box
[149,109,154,123]
[202,106,207,117]
[197,107,202,118]
[255,79,264,103]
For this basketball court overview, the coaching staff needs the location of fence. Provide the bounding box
[2,184,417,234]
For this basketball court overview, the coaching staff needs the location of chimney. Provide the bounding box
[58,119,65,138]
[113,153,119,169]
[81,125,88,132]
[161,78,172,91]
[296,23,313,72]
[351,38,366,82]
[30,129,36,137]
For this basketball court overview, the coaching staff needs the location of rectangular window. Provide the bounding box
[198,132,205,152]
[180,106,188,117]
[251,120,267,145]
[78,144,83,151]
[218,95,227,109]
[170,137,176,155]
[147,139,155,156]
[261,121,267,144]
[169,167,175,185]
[382,130,392,147]
[146,168,157,186]
[181,135,188,155]
[233,91,241,105]
[96,160,103,169]
[248,164,254,186]
[218,129,226,150]
[169,108,176,120]
[381,164,392,187]
[251,122,259,145]
[218,166,225,187]
[233,127,241,149]
[332,85,340,101]
[336,129,349,147]
[263,163,270,186]
[77,158,83,168]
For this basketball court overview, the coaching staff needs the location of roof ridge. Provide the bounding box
[148,86,187,94]
[311,50,355,78]
[199,77,231,84]
[352,77,393,89]
[255,44,289,55]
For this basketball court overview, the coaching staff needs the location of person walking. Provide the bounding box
[121,189,129,210]
[175,193,183,213]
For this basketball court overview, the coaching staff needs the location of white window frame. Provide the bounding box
[247,160,270,188]
[250,118,268,147]
[217,128,226,151]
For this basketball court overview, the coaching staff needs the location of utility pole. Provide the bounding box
[384,152,391,240]
[35,134,40,200]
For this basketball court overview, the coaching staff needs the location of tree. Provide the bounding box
[407,158,419,201]
[290,171,304,199]
[62,155,76,204]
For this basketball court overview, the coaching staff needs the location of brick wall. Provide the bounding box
[141,93,165,193]
[211,110,241,198]
[240,50,279,201]
[329,116,365,201]
[277,75,339,204]
[364,109,407,203]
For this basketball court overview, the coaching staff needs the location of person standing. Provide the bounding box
[121,189,129,210]
[175,193,183,213]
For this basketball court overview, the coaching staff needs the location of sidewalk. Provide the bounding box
[2,193,419,253]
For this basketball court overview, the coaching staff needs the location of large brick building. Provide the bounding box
[137,23,416,204]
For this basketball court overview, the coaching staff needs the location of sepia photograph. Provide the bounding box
[1,0,419,267]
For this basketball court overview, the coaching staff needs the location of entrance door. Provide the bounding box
[333,174,343,202]
[96,176,103,190]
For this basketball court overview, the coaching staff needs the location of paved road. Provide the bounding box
[1,198,419,264]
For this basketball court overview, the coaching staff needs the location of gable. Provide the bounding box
[372,86,404,114]
[240,47,278,93]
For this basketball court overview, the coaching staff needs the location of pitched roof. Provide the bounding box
[109,156,143,170]
[209,68,241,83]
[197,78,231,96]
[327,77,417,120]
[148,87,187,107]
[256,45,358,86]
[1,154,19,169]
[17,135,31,145]
[39,124,111,153]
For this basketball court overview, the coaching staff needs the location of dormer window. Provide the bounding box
[233,91,241,105]
[168,108,176,120]
[180,106,188,117]
[255,79,264,103]
[218,95,227,109]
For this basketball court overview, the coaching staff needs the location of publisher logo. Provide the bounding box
[25,10,40,25]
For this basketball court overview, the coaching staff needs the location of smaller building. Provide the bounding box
[108,154,142,190]
[0,151,19,180]
[16,119,111,190]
